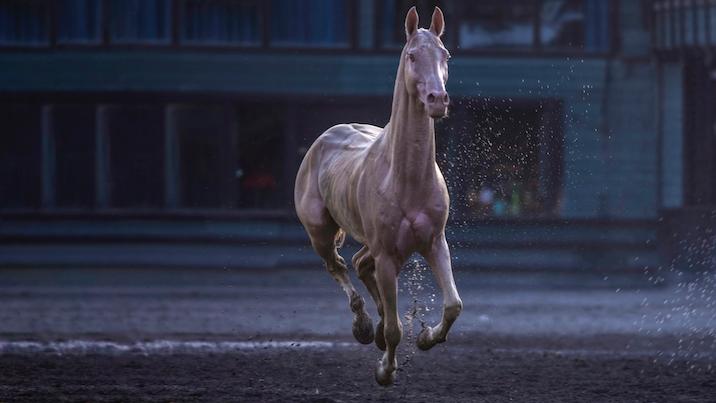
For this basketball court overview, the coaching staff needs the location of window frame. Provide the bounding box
[374,0,619,57]
[0,0,618,58]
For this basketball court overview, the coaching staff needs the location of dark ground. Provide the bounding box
[0,267,715,402]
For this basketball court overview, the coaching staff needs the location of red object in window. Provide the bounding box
[242,172,277,191]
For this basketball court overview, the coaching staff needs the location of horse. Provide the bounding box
[294,6,461,386]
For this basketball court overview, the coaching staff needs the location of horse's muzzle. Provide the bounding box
[427,91,449,118]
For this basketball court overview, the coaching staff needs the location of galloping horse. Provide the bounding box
[294,6,461,386]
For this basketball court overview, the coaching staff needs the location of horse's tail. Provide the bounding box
[334,229,346,249]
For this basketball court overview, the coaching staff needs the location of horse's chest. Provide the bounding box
[393,211,438,254]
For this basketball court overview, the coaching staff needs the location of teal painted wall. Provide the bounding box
[0,49,661,219]
[602,61,659,218]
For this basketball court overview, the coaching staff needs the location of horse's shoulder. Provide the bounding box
[323,123,381,137]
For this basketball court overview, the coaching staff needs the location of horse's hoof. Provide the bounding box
[352,311,374,345]
[417,326,436,351]
[375,320,386,351]
[374,360,396,386]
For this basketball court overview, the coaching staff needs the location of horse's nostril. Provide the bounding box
[427,93,436,103]
[444,94,450,104]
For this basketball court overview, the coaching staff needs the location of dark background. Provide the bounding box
[0,1,714,401]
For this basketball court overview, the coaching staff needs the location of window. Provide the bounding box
[378,0,610,53]
[458,1,537,49]
[379,0,414,48]
[0,0,48,46]
[53,105,96,208]
[57,0,101,44]
[105,106,165,208]
[109,0,170,43]
[541,0,584,49]
[378,1,456,48]
[542,0,610,51]
[0,105,42,209]
[270,0,349,47]
[181,0,261,45]
[443,99,563,219]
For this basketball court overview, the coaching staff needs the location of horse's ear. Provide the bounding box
[429,7,445,37]
[405,6,419,40]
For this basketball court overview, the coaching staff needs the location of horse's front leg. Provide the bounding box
[374,255,401,386]
[417,234,463,351]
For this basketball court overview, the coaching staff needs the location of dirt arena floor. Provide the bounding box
[0,267,714,402]
[0,335,714,402]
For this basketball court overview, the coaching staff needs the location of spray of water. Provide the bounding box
[394,256,438,391]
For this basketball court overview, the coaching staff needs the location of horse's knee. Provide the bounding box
[349,292,365,313]
[445,299,463,322]
[326,261,347,277]
[354,253,375,279]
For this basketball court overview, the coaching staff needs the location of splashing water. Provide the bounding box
[398,258,433,380]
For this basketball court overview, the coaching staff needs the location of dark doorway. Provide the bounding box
[53,105,96,208]
[174,105,238,209]
[105,105,165,208]
[236,105,285,209]
[683,56,716,206]
[0,104,42,209]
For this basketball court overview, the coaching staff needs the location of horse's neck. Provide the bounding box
[381,67,436,193]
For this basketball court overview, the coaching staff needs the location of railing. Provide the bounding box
[0,0,359,50]
[0,0,613,56]
[652,0,716,53]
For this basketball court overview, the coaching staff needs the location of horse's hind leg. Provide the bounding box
[352,246,386,351]
[303,211,374,345]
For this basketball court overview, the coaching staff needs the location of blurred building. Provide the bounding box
[0,0,711,273]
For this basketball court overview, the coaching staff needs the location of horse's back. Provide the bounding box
[295,123,382,236]
[316,123,381,153]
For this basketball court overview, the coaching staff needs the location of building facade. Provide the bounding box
[0,0,707,273]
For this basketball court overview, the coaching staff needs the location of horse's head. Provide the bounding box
[403,6,450,119]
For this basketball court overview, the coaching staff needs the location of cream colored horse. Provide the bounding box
[294,6,461,386]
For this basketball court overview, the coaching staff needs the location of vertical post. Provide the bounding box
[609,0,620,55]
[227,104,239,209]
[373,0,383,49]
[705,0,711,47]
[95,105,110,208]
[48,0,57,47]
[346,0,355,49]
[171,0,180,46]
[534,0,542,51]
[356,0,374,49]
[261,0,271,48]
[101,0,110,46]
[283,105,299,211]
[41,105,55,209]
[164,105,180,208]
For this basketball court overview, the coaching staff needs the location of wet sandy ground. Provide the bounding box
[0,267,715,401]
[0,336,714,402]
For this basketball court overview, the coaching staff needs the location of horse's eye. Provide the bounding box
[408,53,415,63]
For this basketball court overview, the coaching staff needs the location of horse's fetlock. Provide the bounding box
[445,300,463,321]
[350,294,365,313]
